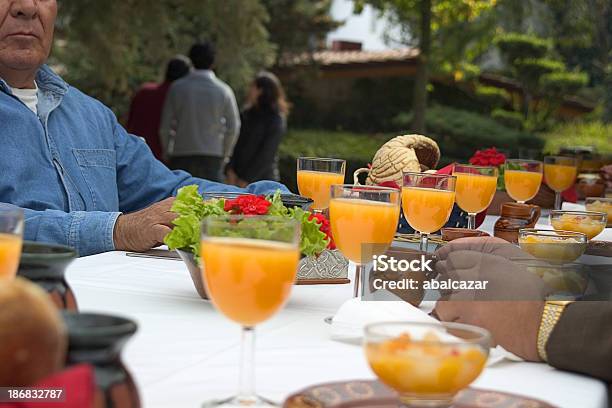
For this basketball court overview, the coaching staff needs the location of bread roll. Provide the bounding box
[0,277,67,386]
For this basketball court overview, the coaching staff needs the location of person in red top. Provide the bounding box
[126,55,192,162]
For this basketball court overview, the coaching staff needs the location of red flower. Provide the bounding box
[309,213,336,250]
[224,195,271,215]
[468,147,506,167]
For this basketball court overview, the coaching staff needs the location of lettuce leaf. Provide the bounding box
[164,186,330,260]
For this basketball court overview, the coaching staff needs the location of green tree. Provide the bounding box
[262,0,341,60]
[353,0,496,133]
[52,0,275,118]
[494,32,589,131]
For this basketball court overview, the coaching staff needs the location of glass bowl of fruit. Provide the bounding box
[550,210,607,240]
[364,322,491,408]
[518,229,588,264]
[585,197,612,227]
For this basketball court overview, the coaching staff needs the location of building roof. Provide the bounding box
[278,48,420,68]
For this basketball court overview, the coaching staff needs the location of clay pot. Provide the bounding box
[577,174,606,199]
[441,228,490,242]
[494,203,541,243]
[63,312,140,408]
[18,241,78,311]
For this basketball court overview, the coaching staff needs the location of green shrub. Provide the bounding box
[541,121,612,154]
[475,86,510,110]
[513,58,566,88]
[495,33,551,61]
[423,106,542,160]
[540,72,589,95]
[491,109,524,130]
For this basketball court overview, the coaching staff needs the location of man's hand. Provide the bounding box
[113,198,177,252]
[433,237,549,361]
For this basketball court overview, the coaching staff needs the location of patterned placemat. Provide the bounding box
[284,380,557,408]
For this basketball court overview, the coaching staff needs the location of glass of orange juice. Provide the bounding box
[544,156,578,210]
[0,204,24,283]
[200,215,300,407]
[504,159,543,204]
[402,172,456,252]
[329,185,401,297]
[365,321,491,407]
[452,164,498,230]
[297,157,346,210]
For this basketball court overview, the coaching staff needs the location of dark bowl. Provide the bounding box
[18,241,77,280]
[62,312,137,364]
[203,192,313,210]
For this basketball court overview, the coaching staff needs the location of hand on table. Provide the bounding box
[433,237,549,361]
[113,198,176,252]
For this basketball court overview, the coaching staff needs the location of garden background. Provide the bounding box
[52,0,611,191]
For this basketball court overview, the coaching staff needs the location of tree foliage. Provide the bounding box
[352,0,497,132]
[52,0,276,117]
[262,0,341,60]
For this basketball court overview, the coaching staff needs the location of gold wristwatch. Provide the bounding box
[537,300,574,361]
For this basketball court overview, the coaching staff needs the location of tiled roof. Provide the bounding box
[279,48,419,67]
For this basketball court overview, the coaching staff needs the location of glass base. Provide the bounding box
[399,393,454,408]
[202,395,278,407]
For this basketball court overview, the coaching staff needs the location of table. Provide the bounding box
[65,216,610,408]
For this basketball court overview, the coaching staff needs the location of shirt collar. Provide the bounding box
[194,69,216,79]
[35,64,69,96]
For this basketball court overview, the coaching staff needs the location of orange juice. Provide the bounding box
[0,233,22,282]
[504,170,543,202]
[366,333,487,396]
[329,198,400,264]
[297,170,344,209]
[544,164,577,192]
[200,238,299,326]
[454,173,498,214]
[402,188,455,233]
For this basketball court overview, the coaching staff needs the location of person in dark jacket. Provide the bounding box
[226,71,289,186]
[126,55,191,162]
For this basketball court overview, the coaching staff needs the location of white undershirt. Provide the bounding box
[10,82,38,115]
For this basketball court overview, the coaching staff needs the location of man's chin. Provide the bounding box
[0,51,45,72]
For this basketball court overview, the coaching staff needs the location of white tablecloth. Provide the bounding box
[65,216,610,408]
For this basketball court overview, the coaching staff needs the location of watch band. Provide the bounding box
[537,301,572,361]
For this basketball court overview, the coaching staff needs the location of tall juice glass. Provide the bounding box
[200,216,301,407]
[0,204,24,282]
[544,156,578,210]
[453,164,498,229]
[504,159,543,204]
[297,157,346,210]
[329,185,401,297]
[402,173,456,252]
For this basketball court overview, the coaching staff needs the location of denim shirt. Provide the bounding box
[0,65,288,256]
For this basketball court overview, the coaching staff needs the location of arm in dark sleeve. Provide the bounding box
[238,114,285,182]
[546,301,612,382]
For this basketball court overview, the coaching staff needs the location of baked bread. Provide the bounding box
[0,277,67,386]
[355,134,441,185]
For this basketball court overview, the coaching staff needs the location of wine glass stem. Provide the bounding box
[238,326,256,401]
[419,233,429,253]
[353,262,363,298]
[554,191,562,210]
[467,213,476,229]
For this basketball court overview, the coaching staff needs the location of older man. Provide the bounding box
[0,0,287,256]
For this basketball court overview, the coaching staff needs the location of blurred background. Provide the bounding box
[51,0,610,190]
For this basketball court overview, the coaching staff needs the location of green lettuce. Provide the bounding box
[164,185,329,260]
